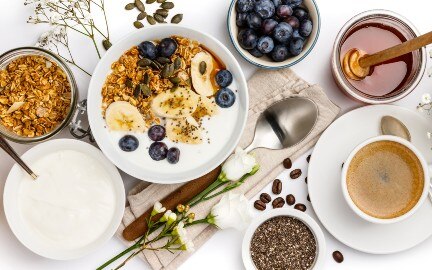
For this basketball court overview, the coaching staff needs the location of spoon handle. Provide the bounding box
[0,136,37,180]
[359,31,432,68]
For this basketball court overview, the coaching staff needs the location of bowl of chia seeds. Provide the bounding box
[242,208,326,270]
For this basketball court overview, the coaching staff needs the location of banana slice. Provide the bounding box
[151,87,199,119]
[193,96,219,120]
[191,51,216,97]
[166,116,202,144]
[105,101,147,132]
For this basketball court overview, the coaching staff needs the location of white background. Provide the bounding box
[1,0,432,269]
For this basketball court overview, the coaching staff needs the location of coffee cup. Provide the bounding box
[341,135,430,224]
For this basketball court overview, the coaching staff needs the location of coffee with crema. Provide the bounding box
[347,141,424,219]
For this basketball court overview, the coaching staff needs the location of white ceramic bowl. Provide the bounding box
[87,25,249,184]
[341,135,430,224]
[227,0,321,69]
[242,208,326,269]
[3,139,125,260]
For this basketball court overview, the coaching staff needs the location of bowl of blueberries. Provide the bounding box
[228,0,320,69]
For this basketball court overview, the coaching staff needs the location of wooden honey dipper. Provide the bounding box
[342,31,432,81]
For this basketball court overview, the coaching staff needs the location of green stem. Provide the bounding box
[188,180,226,207]
[96,243,140,270]
[184,218,209,227]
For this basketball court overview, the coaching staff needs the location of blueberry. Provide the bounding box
[149,142,168,161]
[157,38,178,58]
[272,0,282,7]
[215,88,236,108]
[289,38,304,56]
[248,47,264,58]
[148,125,166,141]
[261,19,279,35]
[254,0,275,19]
[276,5,293,18]
[167,147,180,164]
[246,13,262,29]
[283,0,303,7]
[236,12,248,27]
[238,28,258,50]
[292,29,304,40]
[236,0,255,13]
[293,7,309,21]
[119,135,139,152]
[273,22,293,43]
[257,36,275,54]
[215,70,233,87]
[138,41,157,60]
[271,45,290,61]
[284,15,300,29]
[299,19,313,37]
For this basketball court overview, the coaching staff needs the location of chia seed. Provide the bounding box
[250,216,317,270]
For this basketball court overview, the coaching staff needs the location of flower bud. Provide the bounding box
[187,213,195,223]
[176,204,185,213]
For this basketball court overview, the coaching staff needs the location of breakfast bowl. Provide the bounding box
[0,47,78,143]
[87,24,249,184]
[227,0,321,69]
[242,208,326,269]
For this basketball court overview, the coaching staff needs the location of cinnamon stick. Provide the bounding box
[122,166,221,241]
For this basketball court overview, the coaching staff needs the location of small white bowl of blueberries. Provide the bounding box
[228,0,320,69]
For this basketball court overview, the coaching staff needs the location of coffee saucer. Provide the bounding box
[308,105,432,254]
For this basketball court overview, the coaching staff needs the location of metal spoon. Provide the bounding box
[380,115,432,201]
[244,97,318,152]
[0,135,37,180]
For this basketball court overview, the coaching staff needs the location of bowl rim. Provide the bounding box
[227,0,321,69]
[242,208,326,269]
[0,47,79,144]
[87,24,249,184]
[3,139,125,260]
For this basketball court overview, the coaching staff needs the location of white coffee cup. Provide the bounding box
[341,135,431,224]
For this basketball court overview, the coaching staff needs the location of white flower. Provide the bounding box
[180,240,194,252]
[159,210,177,225]
[221,147,258,181]
[173,222,188,244]
[207,192,252,231]
[159,210,172,222]
[422,93,431,104]
[151,201,166,216]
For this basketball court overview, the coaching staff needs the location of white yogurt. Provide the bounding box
[18,150,116,250]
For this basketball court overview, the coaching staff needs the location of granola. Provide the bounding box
[0,55,71,138]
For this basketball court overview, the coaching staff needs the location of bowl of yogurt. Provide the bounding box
[87,25,249,184]
[3,139,125,260]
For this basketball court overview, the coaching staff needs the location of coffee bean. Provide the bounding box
[272,179,282,195]
[306,154,311,163]
[290,169,302,179]
[307,194,310,202]
[272,197,285,208]
[305,177,308,184]
[286,194,296,206]
[294,203,306,212]
[260,193,271,203]
[254,200,266,211]
[332,251,344,263]
[282,158,292,169]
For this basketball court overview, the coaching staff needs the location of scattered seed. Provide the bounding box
[133,21,144,29]
[133,84,141,98]
[286,194,295,205]
[282,157,292,169]
[143,73,150,84]
[174,57,182,69]
[305,177,308,184]
[272,179,282,195]
[272,197,285,208]
[260,193,271,204]
[306,154,311,163]
[102,39,112,50]
[290,168,302,179]
[156,9,169,17]
[154,13,165,23]
[138,58,152,67]
[135,0,146,12]
[171,14,183,24]
[147,15,157,25]
[125,3,135,10]
[307,194,310,202]
[254,200,266,211]
[140,84,152,97]
[137,12,147,20]
[333,251,344,263]
[169,77,181,84]
[294,203,307,212]
[199,61,207,75]
[156,57,170,65]
[161,1,174,9]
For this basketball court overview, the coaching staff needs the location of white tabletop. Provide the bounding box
[1,0,431,269]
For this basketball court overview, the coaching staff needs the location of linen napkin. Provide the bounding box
[115,68,340,270]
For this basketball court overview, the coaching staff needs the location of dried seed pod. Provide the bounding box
[153,13,165,23]
[147,15,156,25]
[137,12,147,20]
[146,0,156,3]
[102,39,112,50]
[174,57,182,70]
[169,77,181,84]
[171,14,183,24]
[125,3,135,10]
[156,9,169,17]
[160,2,174,9]
[143,73,150,84]
[137,58,152,67]
[135,0,145,12]
[156,57,170,65]
[133,21,144,29]
[199,61,207,75]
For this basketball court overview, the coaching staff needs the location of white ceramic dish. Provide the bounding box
[87,25,249,184]
[341,135,430,224]
[242,208,326,270]
[308,105,432,254]
[227,0,321,69]
[3,139,125,260]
